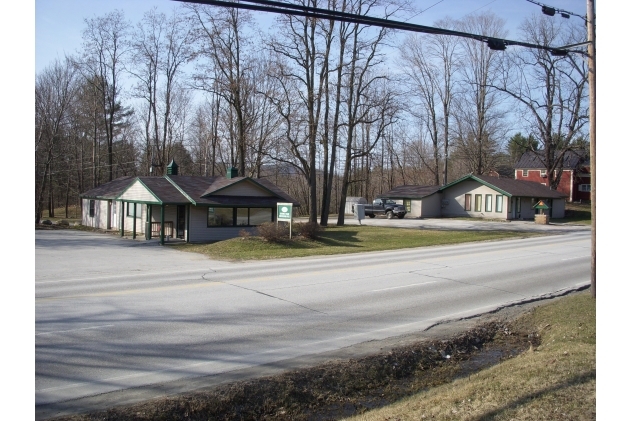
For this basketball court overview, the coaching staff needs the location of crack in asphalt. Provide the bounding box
[202,273,328,315]
[409,271,525,298]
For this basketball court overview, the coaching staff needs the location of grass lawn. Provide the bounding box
[342,291,596,421]
[173,225,541,261]
[557,202,592,225]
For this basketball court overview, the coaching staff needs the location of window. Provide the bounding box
[404,199,411,212]
[495,195,503,213]
[89,200,95,217]
[522,170,528,177]
[474,194,482,212]
[485,195,493,212]
[127,203,141,218]
[516,197,521,213]
[208,207,234,227]
[540,169,547,177]
[208,207,273,227]
[464,194,472,211]
[236,208,249,226]
[579,184,591,192]
[249,208,273,226]
[507,197,512,213]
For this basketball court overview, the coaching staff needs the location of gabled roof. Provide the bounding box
[80,174,300,206]
[440,174,567,199]
[377,185,440,200]
[79,176,135,199]
[515,150,589,170]
[136,177,190,204]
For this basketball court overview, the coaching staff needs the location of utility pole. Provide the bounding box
[587,0,596,299]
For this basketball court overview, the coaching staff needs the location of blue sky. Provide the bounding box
[35,0,589,74]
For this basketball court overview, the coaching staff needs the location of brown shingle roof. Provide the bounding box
[515,150,589,170]
[377,185,440,199]
[462,175,567,198]
[137,177,190,204]
[79,176,135,199]
[80,175,300,206]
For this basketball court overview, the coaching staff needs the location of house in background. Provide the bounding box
[439,174,566,220]
[376,174,566,220]
[514,150,590,202]
[375,185,441,218]
[80,161,300,244]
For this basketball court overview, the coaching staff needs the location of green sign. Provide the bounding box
[277,203,293,221]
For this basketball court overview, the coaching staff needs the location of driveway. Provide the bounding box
[308,216,591,234]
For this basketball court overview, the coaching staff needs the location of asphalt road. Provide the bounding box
[35,227,591,415]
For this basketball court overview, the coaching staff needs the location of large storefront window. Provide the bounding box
[208,208,234,227]
[249,208,273,226]
[208,207,273,227]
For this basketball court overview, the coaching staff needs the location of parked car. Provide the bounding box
[364,198,407,219]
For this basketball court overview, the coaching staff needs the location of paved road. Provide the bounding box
[35,228,590,415]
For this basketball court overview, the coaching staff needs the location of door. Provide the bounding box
[176,205,186,239]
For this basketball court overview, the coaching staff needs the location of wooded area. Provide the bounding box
[35,1,589,225]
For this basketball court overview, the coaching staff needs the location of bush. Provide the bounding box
[257,222,289,242]
[295,222,322,239]
[238,229,251,239]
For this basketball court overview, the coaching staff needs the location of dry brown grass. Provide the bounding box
[343,291,596,421]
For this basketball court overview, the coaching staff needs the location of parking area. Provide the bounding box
[298,216,590,234]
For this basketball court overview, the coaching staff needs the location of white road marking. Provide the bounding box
[36,325,114,336]
[561,255,591,261]
[35,269,214,284]
[371,281,437,292]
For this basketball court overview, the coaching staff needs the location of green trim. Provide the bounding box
[439,174,513,197]
[203,177,281,199]
[165,175,197,205]
[115,178,162,203]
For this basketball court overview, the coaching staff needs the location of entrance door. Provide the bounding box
[176,205,186,239]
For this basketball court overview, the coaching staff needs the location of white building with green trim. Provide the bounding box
[80,164,299,244]
[377,174,566,220]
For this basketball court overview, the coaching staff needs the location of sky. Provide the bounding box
[35,0,589,74]
[4,1,629,418]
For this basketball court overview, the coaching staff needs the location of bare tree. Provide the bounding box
[266,0,334,223]
[187,4,255,177]
[35,57,78,224]
[129,7,194,175]
[399,17,458,185]
[77,9,131,183]
[492,14,588,189]
[452,12,507,176]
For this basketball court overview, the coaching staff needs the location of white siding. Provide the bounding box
[120,202,146,234]
[82,199,109,229]
[119,180,160,202]
[420,194,442,218]
[552,199,566,218]
[188,205,257,243]
[441,180,509,219]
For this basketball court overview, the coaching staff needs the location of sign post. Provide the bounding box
[277,203,293,239]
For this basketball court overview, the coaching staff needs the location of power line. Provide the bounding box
[174,0,579,54]
[525,0,586,21]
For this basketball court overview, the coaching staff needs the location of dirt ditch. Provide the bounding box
[51,311,541,421]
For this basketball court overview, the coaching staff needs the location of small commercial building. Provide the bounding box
[80,163,300,244]
[376,174,566,220]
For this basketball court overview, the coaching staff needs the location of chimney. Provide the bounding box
[227,167,238,179]
[166,159,179,175]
